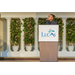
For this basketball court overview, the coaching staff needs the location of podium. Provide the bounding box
[39,25,59,62]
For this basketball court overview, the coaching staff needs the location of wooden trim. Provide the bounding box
[58,58,75,60]
[0,57,40,60]
[0,57,75,60]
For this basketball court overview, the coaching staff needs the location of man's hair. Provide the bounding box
[50,14,55,19]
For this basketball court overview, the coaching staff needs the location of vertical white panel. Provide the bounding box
[62,18,67,51]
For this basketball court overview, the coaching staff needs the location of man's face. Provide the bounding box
[48,14,53,21]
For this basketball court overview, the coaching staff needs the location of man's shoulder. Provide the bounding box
[45,20,58,25]
[51,20,57,24]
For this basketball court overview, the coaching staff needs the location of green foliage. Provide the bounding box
[38,16,64,41]
[23,17,36,45]
[38,18,47,25]
[10,19,22,46]
[66,18,75,44]
[53,17,64,41]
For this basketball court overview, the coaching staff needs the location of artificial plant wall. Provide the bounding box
[23,17,36,45]
[66,18,75,45]
[10,18,22,46]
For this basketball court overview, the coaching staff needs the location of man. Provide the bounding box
[45,14,57,25]
[43,14,58,62]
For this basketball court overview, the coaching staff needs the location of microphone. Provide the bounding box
[45,19,49,22]
[45,19,49,24]
[46,19,48,20]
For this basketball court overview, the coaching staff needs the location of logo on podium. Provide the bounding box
[39,25,59,42]
[41,29,56,37]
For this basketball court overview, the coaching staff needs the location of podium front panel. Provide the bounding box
[39,42,58,62]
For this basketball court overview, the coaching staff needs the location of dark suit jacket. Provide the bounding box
[45,20,57,25]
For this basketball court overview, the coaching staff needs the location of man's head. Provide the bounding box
[48,14,54,21]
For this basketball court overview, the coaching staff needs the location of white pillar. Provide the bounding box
[6,18,11,50]
[62,18,67,51]
[20,18,25,52]
[34,18,38,51]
